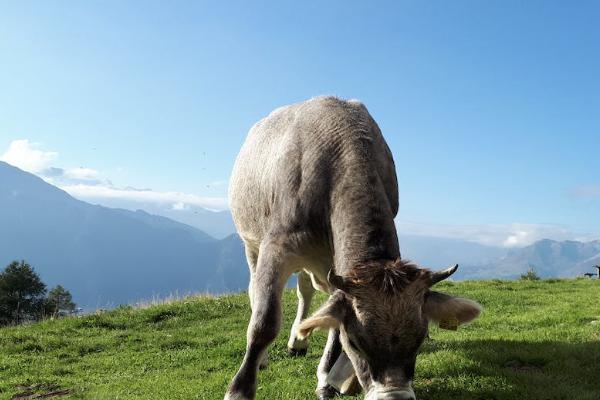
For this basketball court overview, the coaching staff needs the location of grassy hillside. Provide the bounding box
[1,279,599,400]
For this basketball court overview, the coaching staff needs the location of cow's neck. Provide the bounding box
[330,169,400,276]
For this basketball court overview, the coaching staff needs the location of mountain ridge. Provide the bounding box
[2,161,598,309]
[461,238,600,279]
[0,161,247,309]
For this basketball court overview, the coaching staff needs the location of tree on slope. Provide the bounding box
[45,285,76,318]
[0,260,47,325]
[520,265,541,281]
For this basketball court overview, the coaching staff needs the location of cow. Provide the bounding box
[226,96,482,400]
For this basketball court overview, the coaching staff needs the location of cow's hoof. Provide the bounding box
[258,358,269,370]
[224,393,251,400]
[288,347,308,357]
[316,385,339,399]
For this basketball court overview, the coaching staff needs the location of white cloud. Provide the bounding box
[172,201,189,211]
[1,138,229,212]
[2,139,597,241]
[42,166,107,186]
[64,167,101,181]
[395,220,592,248]
[0,139,58,173]
[61,183,229,211]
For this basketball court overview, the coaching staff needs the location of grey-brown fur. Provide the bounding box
[225,97,481,400]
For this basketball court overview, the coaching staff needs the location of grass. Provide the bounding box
[0,279,599,400]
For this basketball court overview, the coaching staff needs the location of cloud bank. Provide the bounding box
[62,184,229,211]
[396,220,598,248]
[1,139,229,211]
[1,139,57,173]
[2,139,598,247]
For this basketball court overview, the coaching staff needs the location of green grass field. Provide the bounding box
[1,279,599,400]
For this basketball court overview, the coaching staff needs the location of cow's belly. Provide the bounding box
[304,268,332,293]
[296,248,334,294]
[235,221,335,289]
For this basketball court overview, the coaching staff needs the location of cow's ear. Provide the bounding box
[423,291,482,325]
[298,292,346,339]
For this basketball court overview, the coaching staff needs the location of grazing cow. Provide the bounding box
[226,97,482,400]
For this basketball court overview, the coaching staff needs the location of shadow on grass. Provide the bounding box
[416,339,600,400]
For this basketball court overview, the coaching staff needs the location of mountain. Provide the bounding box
[398,235,598,279]
[153,206,235,240]
[2,161,598,310]
[398,235,506,271]
[74,197,236,239]
[0,161,247,309]
[460,239,600,279]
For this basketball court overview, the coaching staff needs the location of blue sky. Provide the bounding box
[1,1,599,246]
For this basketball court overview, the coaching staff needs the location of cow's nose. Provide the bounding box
[366,388,416,400]
[377,390,416,400]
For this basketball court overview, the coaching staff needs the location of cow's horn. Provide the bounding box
[429,264,458,286]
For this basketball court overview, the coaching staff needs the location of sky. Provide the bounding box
[1,1,599,247]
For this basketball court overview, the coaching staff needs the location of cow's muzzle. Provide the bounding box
[365,387,416,400]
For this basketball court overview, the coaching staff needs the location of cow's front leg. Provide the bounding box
[315,328,342,399]
[287,270,315,356]
[225,243,290,400]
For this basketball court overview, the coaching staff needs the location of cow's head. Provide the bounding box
[298,260,481,400]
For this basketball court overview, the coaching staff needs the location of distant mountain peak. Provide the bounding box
[0,163,246,309]
[469,238,600,279]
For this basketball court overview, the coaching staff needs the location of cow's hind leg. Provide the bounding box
[243,245,269,370]
[287,270,315,356]
[225,242,291,400]
[316,329,342,399]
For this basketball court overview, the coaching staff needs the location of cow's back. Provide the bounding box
[229,96,398,254]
